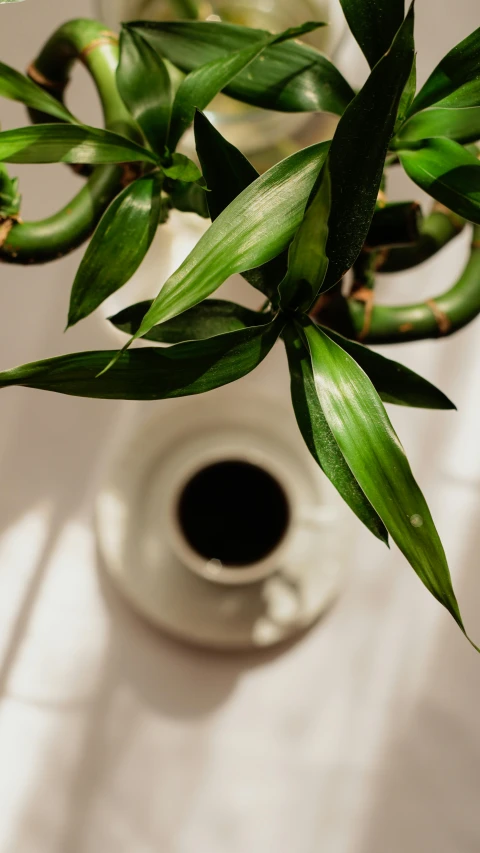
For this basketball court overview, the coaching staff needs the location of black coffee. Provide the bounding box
[177,460,290,567]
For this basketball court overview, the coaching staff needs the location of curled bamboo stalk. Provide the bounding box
[0,19,139,265]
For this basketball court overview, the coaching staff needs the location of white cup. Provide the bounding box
[164,441,335,587]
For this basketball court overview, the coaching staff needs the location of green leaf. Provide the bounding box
[67,173,162,328]
[0,60,77,124]
[163,152,201,182]
[279,166,330,311]
[109,298,266,342]
[394,106,480,147]
[284,327,388,544]
[394,56,417,133]
[398,137,480,224]
[117,27,172,156]
[321,4,415,291]
[321,326,456,410]
[194,109,287,297]
[409,27,480,115]
[303,319,469,638]
[0,317,283,399]
[0,124,157,165]
[132,141,330,339]
[168,178,209,217]
[339,0,405,69]
[130,20,355,116]
[194,109,258,220]
[167,21,325,148]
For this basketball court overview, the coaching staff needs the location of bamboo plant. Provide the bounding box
[0,2,479,648]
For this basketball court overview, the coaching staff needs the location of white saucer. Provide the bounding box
[95,387,347,651]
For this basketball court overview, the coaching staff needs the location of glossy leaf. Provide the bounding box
[130,20,355,116]
[339,0,405,69]
[394,57,417,133]
[279,166,330,311]
[395,106,480,146]
[284,328,388,544]
[321,5,415,291]
[194,109,258,220]
[398,138,480,224]
[117,27,172,155]
[322,326,456,409]
[303,320,467,634]
[0,318,283,399]
[163,152,201,182]
[409,27,480,115]
[0,60,77,124]
[67,174,162,327]
[194,109,287,297]
[167,21,324,148]
[109,298,266,342]
[0,124,156,165]
[132,141,330,339]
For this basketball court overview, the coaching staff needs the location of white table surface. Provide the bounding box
[0,2,480,851]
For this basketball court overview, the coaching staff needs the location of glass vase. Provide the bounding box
[96,0,347,169]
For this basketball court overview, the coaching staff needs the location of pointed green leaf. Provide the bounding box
[409,27,480,115]
[163,152,201,182]
[194,109,287,297]
[132,141,330,339]
[398,138,480,224]
[0,318,283,399]
[109,298,266,342]
[0,124,156,165]
[194,109,258,220]
[0,60,77,124]
[339,0,405,69]
[303,319,469,637]
[167,21,324,148]
[131,20,354,116]
[394,56,417,132]
[321,4,415,291]
[321,326,456,409]
[279,166,330,311]
[284,327,388,544]
[117,27,172,156]
[395,106,480,147]
[68,174,162,327]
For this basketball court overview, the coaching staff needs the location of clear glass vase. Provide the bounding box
[96,0,347,169]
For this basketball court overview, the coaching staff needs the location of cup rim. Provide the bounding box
[167,447,295,586]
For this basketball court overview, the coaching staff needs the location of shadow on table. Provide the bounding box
[0,384,316,852]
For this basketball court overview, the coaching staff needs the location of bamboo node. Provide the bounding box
[27,63,65,91]
[426,299,451,335]
[377,189,387,209]
[80,32,119,61]
[351,285,375,341]
[0,217,15,248]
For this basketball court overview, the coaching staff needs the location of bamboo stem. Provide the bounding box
[1,19,139,265]
[348,225,480,343]
[366,201,423,248]
[375,203,465,273]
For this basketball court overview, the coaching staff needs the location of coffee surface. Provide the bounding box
[177,460,290,567]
